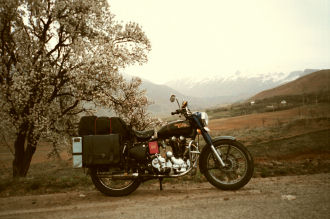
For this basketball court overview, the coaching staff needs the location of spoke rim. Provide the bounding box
[206,144,248,185]
[96,170,135,191]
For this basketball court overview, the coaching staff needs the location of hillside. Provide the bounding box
[141,79,235,114]
[251,69,330,100]
[142,80,185,114]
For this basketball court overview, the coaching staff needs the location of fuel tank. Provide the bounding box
[157,120,194,139]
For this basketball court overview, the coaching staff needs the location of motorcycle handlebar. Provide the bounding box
[171,109,181,115]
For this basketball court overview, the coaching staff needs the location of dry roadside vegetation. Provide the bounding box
[209,103,330,178]
[1,103,329,197]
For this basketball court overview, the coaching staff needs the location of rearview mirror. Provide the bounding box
[170,94,176,102]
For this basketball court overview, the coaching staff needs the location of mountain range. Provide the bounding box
[140,69,321,114]
[165,69,319,99]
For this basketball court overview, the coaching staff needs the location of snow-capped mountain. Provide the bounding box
[120,69,321,115]
[165,69,319,100]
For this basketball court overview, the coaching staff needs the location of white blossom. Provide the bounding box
[0,0,152,176]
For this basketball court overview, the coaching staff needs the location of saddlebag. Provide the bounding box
[78,116,97,136]
[95,117,112,135]
[82,134,121,167]
[109,117,131,140]
[78,116,131,139]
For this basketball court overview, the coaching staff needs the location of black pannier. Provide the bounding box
[82,134,121,167]
[78,116,131,139]
[95,117,111,135]
[78,116,97,136]
[110,117,131,139]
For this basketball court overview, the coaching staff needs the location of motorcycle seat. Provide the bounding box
[134,129,154,140]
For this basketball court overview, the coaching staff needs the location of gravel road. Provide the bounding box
[0,173,329,219]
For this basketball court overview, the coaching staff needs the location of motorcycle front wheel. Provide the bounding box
[90,167,140,196]
[200,140,254,190]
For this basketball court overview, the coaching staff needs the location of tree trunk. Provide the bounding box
[12,123,37,177]
[12,128,27,177]
[21,143,36,176]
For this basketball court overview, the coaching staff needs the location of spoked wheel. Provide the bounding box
[200,140,254,190]
[90,167,140,196]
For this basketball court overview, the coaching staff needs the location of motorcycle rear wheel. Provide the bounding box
[200,140,254,190]
[90,167,140,196]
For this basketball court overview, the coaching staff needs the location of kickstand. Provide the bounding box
[159,178,163,191]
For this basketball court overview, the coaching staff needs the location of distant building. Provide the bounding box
[250,101,255,105]
[281,100,287,105]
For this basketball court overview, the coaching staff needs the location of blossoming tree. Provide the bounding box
[0,0,152,177]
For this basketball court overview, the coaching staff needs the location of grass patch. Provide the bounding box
[253,158,330,178]
[0,161,93,197]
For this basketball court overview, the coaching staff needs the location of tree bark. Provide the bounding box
[12,128,27,177]
[12,123,37,177]
[20,143,36,176]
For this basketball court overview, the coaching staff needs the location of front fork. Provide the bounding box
[191,115,226,167]
[210,145,226,167]
[200,128,226,167]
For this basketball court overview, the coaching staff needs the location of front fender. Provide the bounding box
[199,136,236,173]
[212,136,236,143]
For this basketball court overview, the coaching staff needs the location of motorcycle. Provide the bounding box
[72,95,254,196]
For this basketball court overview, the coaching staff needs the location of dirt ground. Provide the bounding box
[0,173,329,219]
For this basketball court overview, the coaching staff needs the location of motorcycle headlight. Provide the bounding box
[201,112,209,127]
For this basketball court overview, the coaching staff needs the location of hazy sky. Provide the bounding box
[108,0,330,84]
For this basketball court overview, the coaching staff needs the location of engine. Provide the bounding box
[151,151,191,174]
[127,135,191,175]
[151,136,191,174]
